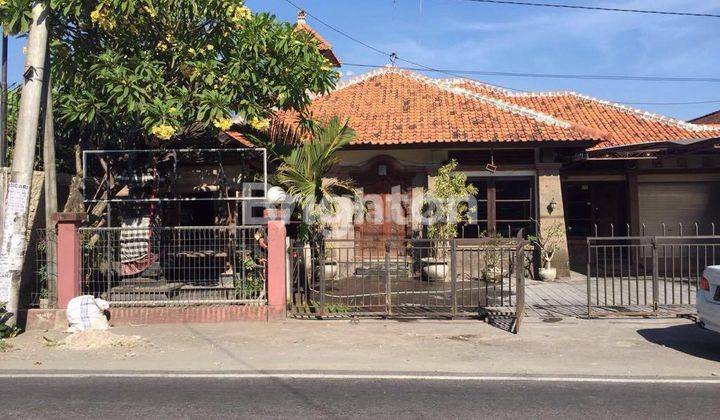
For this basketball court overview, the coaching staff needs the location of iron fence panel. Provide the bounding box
[586,234,720,316]
[76,225,267,306]
[31,228,56,308]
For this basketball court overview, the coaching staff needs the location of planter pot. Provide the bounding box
[219,272,235,288]
[323,261,338,281]
[538,267,557,282]
[421,258,449,282]
[483,266,503,283]
[39,298,50,309]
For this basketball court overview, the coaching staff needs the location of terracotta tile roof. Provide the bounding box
[221,131,255,147]
[294,21,341,67]
[282,68,604,146]
[446,79,720,149]
[690,109,720,125]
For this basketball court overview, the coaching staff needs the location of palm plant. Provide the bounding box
[274,116,356,244]
[276,117,354,205]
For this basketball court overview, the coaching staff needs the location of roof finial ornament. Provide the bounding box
[389,52,398,67]
[297,10,307,24]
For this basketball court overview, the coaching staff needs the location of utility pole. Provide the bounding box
[0,34,7,167]
[41,54,57,306]
[0,2,49,326]
[0,34,8,270]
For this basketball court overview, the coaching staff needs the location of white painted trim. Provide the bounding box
[1,372,719,384]
[564,174,627,182]
[462,170,536,177]
[444,79,720,133]
[328,67,579,130]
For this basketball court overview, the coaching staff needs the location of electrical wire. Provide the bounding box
[342,63,720,83]
[281,1,720,106]
[459,0,720,18]
[618,99,720,106]
[343,63,720,106]
[281,0,526,92]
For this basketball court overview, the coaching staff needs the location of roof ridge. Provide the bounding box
[442,78,516,96]
[437,84,573,129]
[445,79,719,133]
[333,69,587,131]
[330,66,403,94]
[557,91,719,132]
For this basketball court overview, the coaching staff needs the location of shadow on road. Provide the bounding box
[637,323,720,362]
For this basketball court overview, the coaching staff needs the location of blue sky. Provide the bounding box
[5,0,720,120]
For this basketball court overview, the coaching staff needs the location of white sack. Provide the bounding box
[66,295,110,333]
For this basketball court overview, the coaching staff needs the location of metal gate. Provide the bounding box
[586,234,720,316]
[289,237,528,331]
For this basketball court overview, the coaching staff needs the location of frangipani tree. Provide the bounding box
[1,0,339,148]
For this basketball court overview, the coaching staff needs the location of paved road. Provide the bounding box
[5,374,719,419]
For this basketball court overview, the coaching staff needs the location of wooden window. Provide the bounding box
[460,177,536,238]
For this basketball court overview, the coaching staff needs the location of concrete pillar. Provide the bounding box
[411,186,425,238]
[52,212,85,308]
[627,170,640,235]
[536,164,570,278]
[266,216,287,319]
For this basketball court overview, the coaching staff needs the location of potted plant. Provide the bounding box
[528,222,564,281]
[481,232,504,283]
[422,160,478,282]
[39,288,50,309]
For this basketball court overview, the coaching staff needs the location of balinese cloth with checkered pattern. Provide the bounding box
[120,217,152,263]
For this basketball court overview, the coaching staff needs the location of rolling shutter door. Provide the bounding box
[638,182,720,235]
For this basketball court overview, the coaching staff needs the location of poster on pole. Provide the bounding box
[0,182,30,302]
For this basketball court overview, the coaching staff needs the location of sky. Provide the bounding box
[5,0,720,120]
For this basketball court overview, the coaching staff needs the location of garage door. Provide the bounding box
[639,182,720,235]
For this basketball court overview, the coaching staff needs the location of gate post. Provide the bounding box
[586,237,592,317]
[385,240,392,316]
[318,241,326,318]
[450,239,457,318]
[514,240,525,333]
[651,237,659,313]
[52,212,85,309]
[267,217,287,320]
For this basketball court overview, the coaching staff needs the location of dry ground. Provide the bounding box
[2,317,720,378]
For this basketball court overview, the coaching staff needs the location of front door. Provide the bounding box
[592,182,627,236]
[355,192,410,256]
[350,157,414,257]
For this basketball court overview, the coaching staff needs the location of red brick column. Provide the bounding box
[52,213,85,309]
[266,217,287,319]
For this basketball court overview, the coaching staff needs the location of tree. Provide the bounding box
[424,159,478,244]
[1,0,339,148]
[0,86,20,164]
[0,1,339,313]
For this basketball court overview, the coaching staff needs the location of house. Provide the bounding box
[273,63,720,276]
[690,109,720,125]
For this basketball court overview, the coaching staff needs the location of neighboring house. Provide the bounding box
[294,10,341,67]
[690,109,720,125]
[273,65,720,276]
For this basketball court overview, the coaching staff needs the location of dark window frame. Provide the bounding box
[460,176,537,238]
